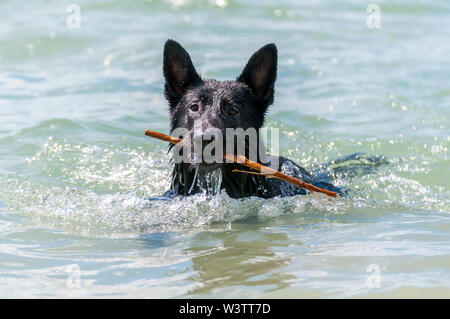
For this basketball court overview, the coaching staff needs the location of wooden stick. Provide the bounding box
[232,169,277,178]
[145,130,183,145]
[224,154,338,197]
[144,129,338,197]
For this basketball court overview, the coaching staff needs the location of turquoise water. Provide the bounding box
[0,0,449,298]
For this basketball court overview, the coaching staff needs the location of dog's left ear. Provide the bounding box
[163,39,202,108]
[237,43,277,112]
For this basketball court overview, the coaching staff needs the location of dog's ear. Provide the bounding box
[163,39,202,108]
[237,43,277,112]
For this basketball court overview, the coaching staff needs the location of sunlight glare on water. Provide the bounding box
[0,0,449,298]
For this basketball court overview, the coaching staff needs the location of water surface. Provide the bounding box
[0,0,449,298]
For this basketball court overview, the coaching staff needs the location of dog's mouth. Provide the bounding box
[183,128,227,170]
[190,162,223,173]
[172,127,262,172]
[188,145,224,172]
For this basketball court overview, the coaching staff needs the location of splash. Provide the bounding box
[1,129,448,237]
[2,174,354,237]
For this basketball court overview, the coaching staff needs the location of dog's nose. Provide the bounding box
[193,129,218,148]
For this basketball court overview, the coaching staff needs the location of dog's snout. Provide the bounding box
[193,128,220,149]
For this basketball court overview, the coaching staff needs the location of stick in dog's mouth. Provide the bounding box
[144,129,338,198]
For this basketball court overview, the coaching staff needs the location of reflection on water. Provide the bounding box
[0,0,449,298]
[186,226,295,295]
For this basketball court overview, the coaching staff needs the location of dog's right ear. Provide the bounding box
[237,43,277,113]
[163,39,202,108]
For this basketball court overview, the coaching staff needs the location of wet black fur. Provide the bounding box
[162,39,343,198]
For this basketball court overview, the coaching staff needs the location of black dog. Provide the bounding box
[162,39,344,199]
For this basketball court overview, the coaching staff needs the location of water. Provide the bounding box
[0,0,449,298]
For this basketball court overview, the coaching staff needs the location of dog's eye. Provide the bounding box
[190,104,199,112]
[227,107,238,116]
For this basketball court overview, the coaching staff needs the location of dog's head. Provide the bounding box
[163,39,277,171]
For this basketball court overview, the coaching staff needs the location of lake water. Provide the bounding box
[0,0,449,298]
